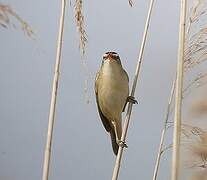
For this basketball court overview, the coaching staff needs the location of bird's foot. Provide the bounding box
[127,96,138,104]
[117,140,128,148]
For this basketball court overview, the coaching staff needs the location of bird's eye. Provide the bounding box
[113,54,119,59]
[103,54,108,59]
[111,52,119,58]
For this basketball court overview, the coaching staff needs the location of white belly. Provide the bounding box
[98,62,129,120]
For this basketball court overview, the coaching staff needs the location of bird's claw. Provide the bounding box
[127,96,138,104]
[117,140,128,148]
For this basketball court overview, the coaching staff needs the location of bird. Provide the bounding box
[95,52,132,155]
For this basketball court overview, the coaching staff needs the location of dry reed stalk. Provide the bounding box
[152,79,176,180]
[152,1,207,178]
[171,0,187,180]
[42,0,66,180]
[111,0,156,179]
[152,1,207,177]
[74,0,87,55]
[0,4,34,37]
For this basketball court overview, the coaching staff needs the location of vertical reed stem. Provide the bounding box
[111,0,155,179]
[171,0,187,180]
[42,1,66,180]
[152,79,176,180]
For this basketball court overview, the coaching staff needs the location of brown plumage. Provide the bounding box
[95,52,129,155]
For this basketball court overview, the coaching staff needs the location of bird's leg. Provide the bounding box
[122,101,127,112]
[111,121,128,148]
[127,96,138,104]
[122,96,138,112]
[111,121,120,142]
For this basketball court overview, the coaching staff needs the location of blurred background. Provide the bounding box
[2,0,206,180]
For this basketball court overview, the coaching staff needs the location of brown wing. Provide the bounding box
[95,71,121,155]
[122,68,129,112]
[95,72,111,132]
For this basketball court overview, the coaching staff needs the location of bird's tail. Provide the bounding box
[110,129,119,155]
[110,119,122,156]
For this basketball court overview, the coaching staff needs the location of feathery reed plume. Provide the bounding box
[74,0,87,55]
[182,124,207,179]
[185,0,207,72]
[153,74,207,177]
[184,0,207,116]
[128,0,133,7]
[111,0,156,179]
[152,1,207,179]
[153,1,207,179]
[186,0,205,34]
[0,4,34,37]
[183,0,207,105]
[74,0,90,104]
[171,1,187,180]
[81,58,90,104]
[185,27,207,70]
[183,73,207,97]
[42,0,66,180]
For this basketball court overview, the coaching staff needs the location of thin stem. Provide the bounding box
[152,78,176,180]
[171,0,187,180]
[42,0,66,180]
[111,0,156,179]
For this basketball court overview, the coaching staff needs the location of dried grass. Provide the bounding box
[74,0,90,104]
[185,27,207,70]
[183,72,207,96]
[0,4,34,38]
[183,0,207,97]
[153,1,207,179]
[182,125,207,168]
[181,121,207,179]
[74,0,87,55]
[185,0,207,69]
[186,0,205,34]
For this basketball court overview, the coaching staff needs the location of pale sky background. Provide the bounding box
[0,0,189,179]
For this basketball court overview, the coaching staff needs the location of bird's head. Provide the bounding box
[102,52,122,65]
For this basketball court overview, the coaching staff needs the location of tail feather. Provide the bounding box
[110,129,119,155]
[109,118,122,155]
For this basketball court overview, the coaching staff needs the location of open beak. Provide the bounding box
[106,53,114,61]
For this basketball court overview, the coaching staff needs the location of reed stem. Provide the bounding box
[42,1,66,180]
[171,0,187,180]
[152,79,176,180]
[111,0,156,179]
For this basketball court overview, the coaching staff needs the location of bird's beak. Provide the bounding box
[106,53,114,61]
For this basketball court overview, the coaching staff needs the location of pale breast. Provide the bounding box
[98,61,129,120]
